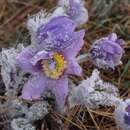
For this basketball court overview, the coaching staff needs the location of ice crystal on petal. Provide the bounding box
[6,99,49,122]
[0,44,29,97]
[7,99,28,119]
[11,118,36,130]
[69,69,119,108]
[27,9,67,35]
[27,9,67,45]
[26,101,49,122]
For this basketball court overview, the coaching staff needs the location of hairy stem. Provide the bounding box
[77,53,90,63]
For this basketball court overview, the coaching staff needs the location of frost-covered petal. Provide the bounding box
[51,75,68,109]
[40,16,76,32]
[101,42,117,54]
[62,30,85,59]
[16,45,39,73]
[27,10,68,45]
[68,0,88,25]
[37,16,76,41]
[58,0,70,6]
[27,10,67,34]
[22,72,47,100]
[27,10,49,33]
[101,41,123,54]
[30,50,53,66]
[66,59,82,76]
[108,33,117,41]
[36,16,76,51]
[90,33,124,69]
[124,114,130,125]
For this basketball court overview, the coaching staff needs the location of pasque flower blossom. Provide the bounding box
[17,16,85,108]
[90,33,124,69]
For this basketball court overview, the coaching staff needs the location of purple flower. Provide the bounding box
[114,99,130,130]
[58,0,88,26]
[90,33,124,69]
[17,16,85,108]
[124,105,130,125]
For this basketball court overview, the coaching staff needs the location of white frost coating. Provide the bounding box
[6,99,49,125]
[27,9,67,34]
[27,10,50,34]
[68,69,120,108]
[27,8,67,45]
[114,99,130,130]
[58,0,69,6]
[11,118,36,130]
[51,6,66,19]
[7,99,28,119]
[58,0,84,8]
[27,0,88,44]
[0,44,29,96]
[26,101,49,122]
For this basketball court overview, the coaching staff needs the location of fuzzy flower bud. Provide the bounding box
[90,33,124,69]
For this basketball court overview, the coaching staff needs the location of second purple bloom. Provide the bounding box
[90,33,124,69]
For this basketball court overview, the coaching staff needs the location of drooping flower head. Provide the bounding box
[89,33,124,69]
[17,16,85,109]
[114,99,130,130]
[58,0,88,26]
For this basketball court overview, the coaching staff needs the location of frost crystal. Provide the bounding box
[6,99,49,121]
[68,69,119,108]
[27,10,67,45]
[11,118,36,130]
[27,9,67,35]
[0,44,29,96]
[26,101,49,122]
[8,100,49,129]
[114,99,130,130]
[7,99,28,119]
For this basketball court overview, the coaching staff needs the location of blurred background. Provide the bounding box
[0,0,130,130]
[0,0,130,48]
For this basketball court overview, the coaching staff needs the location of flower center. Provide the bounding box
[41,52,66,80]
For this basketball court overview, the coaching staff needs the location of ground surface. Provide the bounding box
[0,0,130,130]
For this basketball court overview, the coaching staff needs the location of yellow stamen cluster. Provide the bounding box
[41,52,66,80]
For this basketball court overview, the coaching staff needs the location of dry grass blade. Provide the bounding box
[87,107,101,130]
